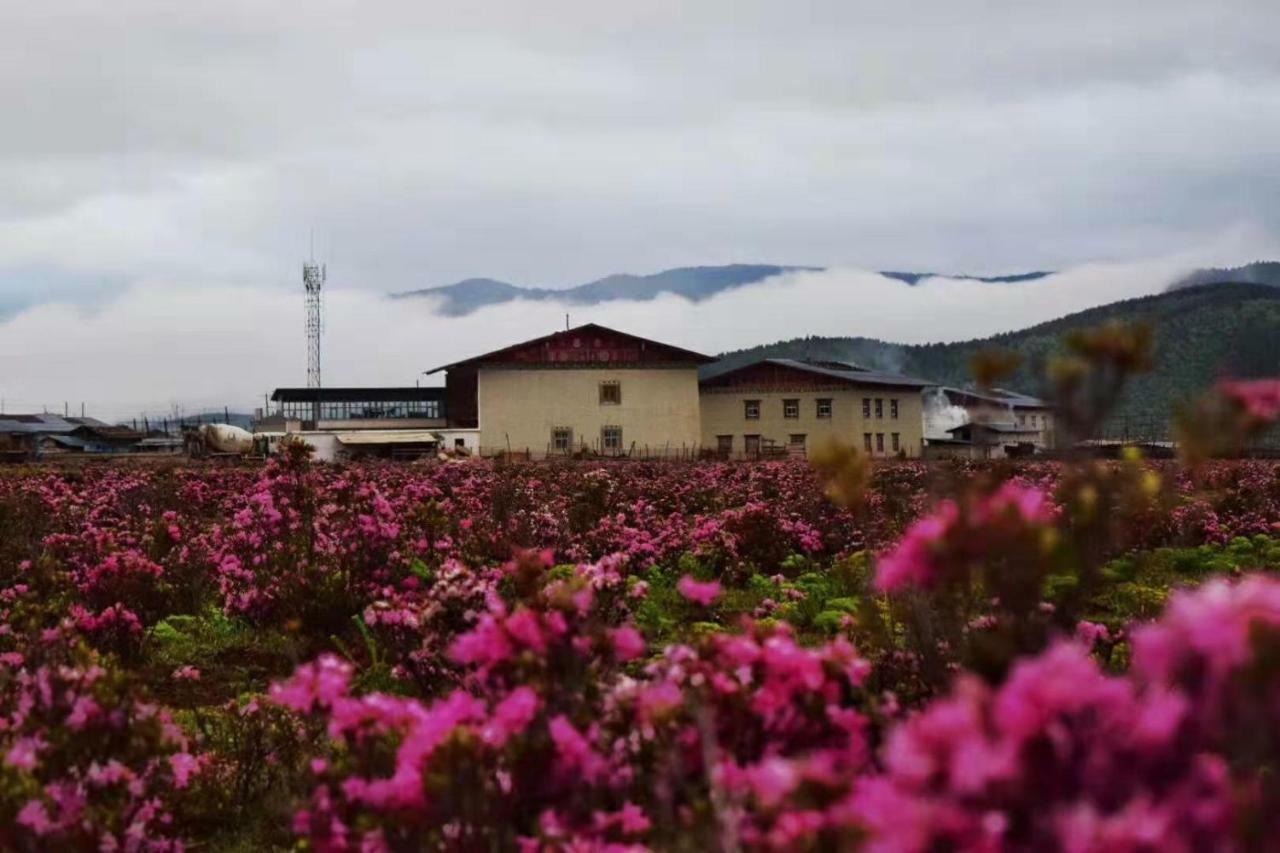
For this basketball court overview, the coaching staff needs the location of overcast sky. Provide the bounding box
[1,2,1278,417]
[2,0,1278,303]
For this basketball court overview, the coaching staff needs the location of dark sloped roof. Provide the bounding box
[0,414,77,434]
[426,323,714,374]
[702,357,934,390]
[270,387,446,403]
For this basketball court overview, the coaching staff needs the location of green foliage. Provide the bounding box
[145,607,301,700]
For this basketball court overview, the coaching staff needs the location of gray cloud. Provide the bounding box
[0,1,1278,309]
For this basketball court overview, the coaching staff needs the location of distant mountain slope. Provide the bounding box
[710,282,1280,433]
[879,270,1053,285]
[394,264,817,316]
[392,264,1059,315]
[1169,261,1280,291]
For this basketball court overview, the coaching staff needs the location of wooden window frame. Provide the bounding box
[782,398,800,419]
[744,399,761,420]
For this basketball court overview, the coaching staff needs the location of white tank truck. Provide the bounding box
[184,423,258,459]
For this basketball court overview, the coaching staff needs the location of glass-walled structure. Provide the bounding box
[269,388,446,422]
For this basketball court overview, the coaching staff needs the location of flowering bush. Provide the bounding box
[0,414,1276,847]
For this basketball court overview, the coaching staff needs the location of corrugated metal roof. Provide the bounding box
[703,358,934,389]
[0,414,77,434]
[270,387,447,403]
[335,430,442,445]
[940,386,1049,408]
[768,359,934,388]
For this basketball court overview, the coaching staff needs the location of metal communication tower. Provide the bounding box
[303,260,325,421]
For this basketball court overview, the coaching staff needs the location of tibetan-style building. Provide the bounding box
[698,358,933,459]
[426,323,714,457]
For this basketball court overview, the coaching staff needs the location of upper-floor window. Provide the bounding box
[744,400,761,420]
[783,399,799,419]
[875,398,884,419]
[862,398,871,418]
[816,398,832,419]
[890,399,899,419]
[599,381,621,405]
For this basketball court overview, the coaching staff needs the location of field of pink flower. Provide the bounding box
[0,450,1278,851]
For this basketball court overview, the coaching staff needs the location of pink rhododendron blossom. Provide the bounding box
[875,501,958,592]
[676,575,721,606]
[481,687,542,747]
[609,626,646,661]
[172,665,202,681]
[1219,378,1280,422]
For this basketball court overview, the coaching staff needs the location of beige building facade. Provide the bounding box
[477,366,702,455]
[429,323,712,458]
[699,359,931,458]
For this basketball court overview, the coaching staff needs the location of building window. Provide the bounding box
[783,399,799,419]
[716,435,733,457]
[863,432,872,452]
[890,399,899,419]
[601,425,623,452]
[552,427,573,453]
[875,398,884,419]
[1019,414,1026,426]
[454,438,466,449]
[744,400,761,420]
[891,432,900,452]
[789,434,807,450]
[744,434,761,456]
[862,398,871,418]
[876,433,885,453]
[816,398,832,419]
[599,381,621,405]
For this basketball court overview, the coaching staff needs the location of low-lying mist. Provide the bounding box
[0,255,1227,420]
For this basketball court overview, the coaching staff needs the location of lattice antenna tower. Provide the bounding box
[303,256,325,420]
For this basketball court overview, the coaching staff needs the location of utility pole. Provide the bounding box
[304,253,325,423]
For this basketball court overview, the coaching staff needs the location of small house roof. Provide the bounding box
[947,421,1040,435]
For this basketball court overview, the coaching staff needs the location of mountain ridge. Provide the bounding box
[393,264,1057,316]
